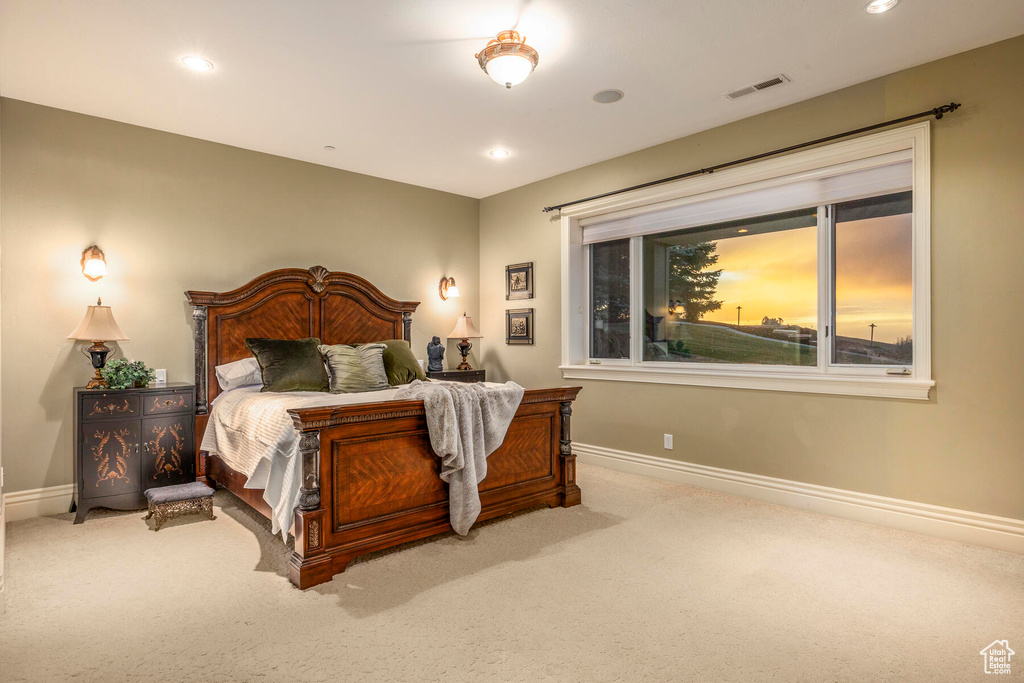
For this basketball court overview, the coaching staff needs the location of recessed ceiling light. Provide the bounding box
[181,56,214,72]
[865,0,898,14]
[593,90,625,104]
[323,145,336,151]
[488,149,510,159]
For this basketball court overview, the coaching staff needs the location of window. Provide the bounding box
[590,238,630,359]
[643,208,819,367]
[832,192,913,366]
[560,123,933,399]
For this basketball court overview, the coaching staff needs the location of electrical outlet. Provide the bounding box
[155,369,167,385]
[663,434,673,450]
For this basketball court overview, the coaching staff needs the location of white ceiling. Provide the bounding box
[2,1,1023,199]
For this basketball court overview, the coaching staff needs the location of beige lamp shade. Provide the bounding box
[447,313,482,339]
[67,298,129,341]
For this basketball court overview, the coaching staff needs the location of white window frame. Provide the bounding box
[560,122,933,400]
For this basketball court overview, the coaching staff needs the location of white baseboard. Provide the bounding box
[575,443,1024,555]
[4,484,74,522]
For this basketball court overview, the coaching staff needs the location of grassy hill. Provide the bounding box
[658,322,911,366]
[660,323,817,365]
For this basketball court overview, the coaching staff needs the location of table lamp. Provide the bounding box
[447,313,483,371]
[68,298,129,389]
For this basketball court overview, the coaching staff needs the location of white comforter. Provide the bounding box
[200,386,398,537]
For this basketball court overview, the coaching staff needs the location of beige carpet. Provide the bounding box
[1,464,1022,682]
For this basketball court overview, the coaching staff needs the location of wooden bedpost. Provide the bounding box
[297,430,321,511]
[289,428,331,589]
[403,311,413,343]
[560,401,582,507]
[191,305,208,415]
[191,305,210,485]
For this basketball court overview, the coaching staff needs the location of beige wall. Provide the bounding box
[479,36,1024,520]
[0,99,480,493]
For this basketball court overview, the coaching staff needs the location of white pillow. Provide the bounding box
[215,357,262,391]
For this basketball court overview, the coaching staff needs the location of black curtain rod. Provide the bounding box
[542,101,961,214]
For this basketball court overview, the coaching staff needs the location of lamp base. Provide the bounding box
[85,370,108,390]
[84,342,111,390]
[456,338,473,371]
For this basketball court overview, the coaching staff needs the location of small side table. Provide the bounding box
[426,368,485,383]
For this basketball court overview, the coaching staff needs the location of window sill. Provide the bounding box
[559,364,934,400]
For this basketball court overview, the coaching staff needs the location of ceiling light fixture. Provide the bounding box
[593,90,624,104]
[865,0,899,13]
[475,30,539,89]
[488,148,510,159]
[323,145,336,151]
[181,56,214,72]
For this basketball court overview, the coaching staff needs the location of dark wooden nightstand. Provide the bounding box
[72,382,196,524]
[426,368,485,383]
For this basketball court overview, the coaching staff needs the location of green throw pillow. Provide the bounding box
[245,337,329,393]
[378,339,426,386]
[319,343,390,394]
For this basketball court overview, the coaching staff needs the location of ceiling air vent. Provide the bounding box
[725,74,790,100]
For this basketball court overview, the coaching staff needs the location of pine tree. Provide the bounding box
[669,242,723,323]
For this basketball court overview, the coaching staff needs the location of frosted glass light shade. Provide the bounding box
[484,55,535,88]
[83,257,107,279]
[448,313,483,339]
[447,284,461,299]
[68,300,129,341]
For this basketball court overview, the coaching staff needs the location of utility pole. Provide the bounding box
[736,305,742,327]
[869,323,877,344]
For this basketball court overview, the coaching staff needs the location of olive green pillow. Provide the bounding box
[319,343,390,393]
[378,339,426,386]
[245,337,329,393]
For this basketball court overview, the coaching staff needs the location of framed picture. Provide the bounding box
[506,308,534,345]
[505,262,534,300]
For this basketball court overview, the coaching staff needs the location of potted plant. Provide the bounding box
[101,358,157,389]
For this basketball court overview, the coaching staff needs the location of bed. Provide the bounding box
[186,266,582,589]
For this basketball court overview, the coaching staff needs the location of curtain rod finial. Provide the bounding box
[934,102,961,119]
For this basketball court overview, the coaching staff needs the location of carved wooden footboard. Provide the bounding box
[286,387,581,589]
[186,267,582,589]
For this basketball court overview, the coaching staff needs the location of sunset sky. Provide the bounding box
[699,214,912,343]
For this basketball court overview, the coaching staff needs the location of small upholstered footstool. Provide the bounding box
[144,482,215,531]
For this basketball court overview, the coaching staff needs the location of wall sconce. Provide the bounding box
[81,245,107,281]
[439,276,461,301]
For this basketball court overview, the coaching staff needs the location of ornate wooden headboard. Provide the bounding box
[185,266,419,413]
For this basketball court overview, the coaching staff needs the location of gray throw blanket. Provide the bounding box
[394,380,524,534]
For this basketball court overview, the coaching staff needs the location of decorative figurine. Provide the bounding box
[427,336,445,372]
